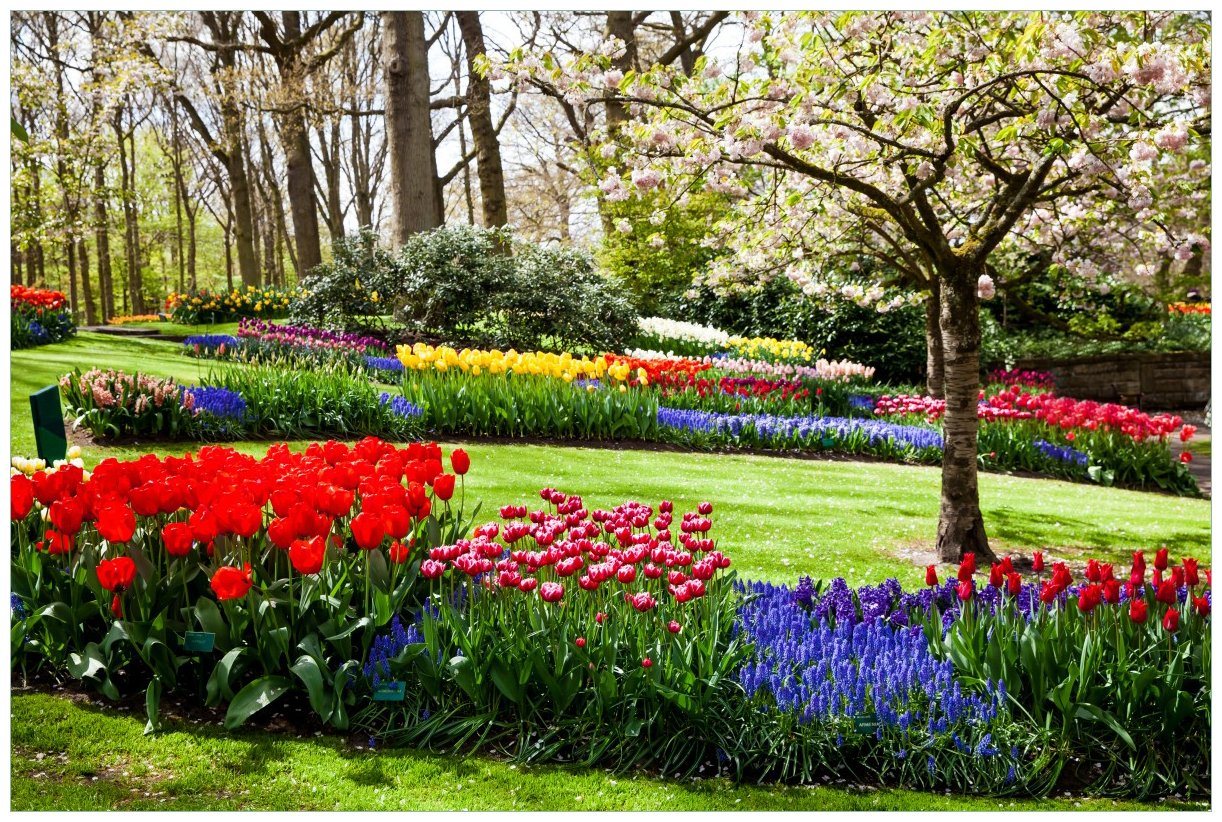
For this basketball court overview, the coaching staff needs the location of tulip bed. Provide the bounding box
[12,285,76,349]
[165,285,300,325]
[9,439,1210,798]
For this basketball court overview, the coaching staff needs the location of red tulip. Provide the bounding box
[1183,558,1199,587]
[39,529,75,555]
[957,579,973,602]
[433,474,456,502]
[48,498,85,535]
[697,502,713,515]
[350,511,386,550]
[450,448,470,476]
[667,620,682,634]
[11,475,34,520]
[266,517,296,550]
[1131,551,1146,575]
[1031,551,1044,573]
[211,564,253,601]
[641,657,653,668]
[162,522,194,558]
[1162,608,1180,633]
[1077,585,1102,613]
[420,559,446,579]
[595,611,607,625]
[575,636,586,648]
[517,577,538,592]
[988,563,1004,588]
[1154,548,1169,571]
[1085,559,1102,583]
[97,556,137,593]
[957,552,976,582]
[1179,451,1193,464]
[924,565,938,586]
[1156,579,1177,605]
[1192,595,1210,616]
[627,591,657,611]
[388,540,411,564]
[1102,578,1121,604]
[289,536,326,575]
[95,504,136,544]
[1129,599,1148,624]
[1006,573,1022,596]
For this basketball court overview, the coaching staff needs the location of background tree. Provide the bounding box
[511,10,1211,560]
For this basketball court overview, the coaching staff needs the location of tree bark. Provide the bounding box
[604,12,636,135]
[276,11,324,275]
[456,12,509,228]
[925,279,945,399]
[383,11,441,245]
[935,267,995,564]
[93,162,114,321]
[78,238,96,325]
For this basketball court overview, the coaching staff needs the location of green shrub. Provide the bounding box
[290,228,400,332]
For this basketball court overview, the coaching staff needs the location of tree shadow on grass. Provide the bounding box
[984,507,1210,555]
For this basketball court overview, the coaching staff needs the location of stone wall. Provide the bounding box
[1012,352,1210,410]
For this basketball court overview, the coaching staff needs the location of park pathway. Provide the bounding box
[1168,422,1210,498]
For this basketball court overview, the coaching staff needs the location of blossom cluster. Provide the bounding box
[106,314,163,326]
[658,407,944,451]
[10,438,464,591]
[12,285,68,311]
[237,318,391,354]
[725,335,817,364]
[1167,302,1210,315]
[397,343,621,382]
[417,489,731,607]
[709,356,876,383]
[603,354,711,387]
[59,369,190,416]
[165,285,297,323]
[637,316,730,348]
[1033,439,1089,467]
[986,368,1055,391]
[738,579,1005,736]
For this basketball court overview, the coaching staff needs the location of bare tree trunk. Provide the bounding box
[28,160,46,283]
[221,91,259,286]
[456,12,508,228]
[186,204,198,290]
[274,12,324,275]
[925,279,945,399]
[383,11,440,245]
[11,243,23,286]
[113,107,144,314]
[78,238,96,325]
[935,267,994,564]
[93,163,114,321]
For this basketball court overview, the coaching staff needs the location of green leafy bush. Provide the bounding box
[290,228,400,332]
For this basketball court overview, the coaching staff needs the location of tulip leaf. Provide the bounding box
[224,675,292,729]
[290,655,331,721]
[144,677,162,735]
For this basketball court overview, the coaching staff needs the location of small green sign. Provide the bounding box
[372,681,406,702]
[853,714,880,734]
[183,631,216,653]
[29,385,67,464]
[820,435,836,448]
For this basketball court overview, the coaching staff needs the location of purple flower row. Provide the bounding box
[237,317,391,353]
[657,407,944,451]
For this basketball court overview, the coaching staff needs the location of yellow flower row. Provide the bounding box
[726,335,817,362]
[396,343,633,382]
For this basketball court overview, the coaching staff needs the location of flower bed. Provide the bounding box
[60,367,420,443]
[165,285,300,324]
[12,285,75,349]
[106,314,163,326]
[12,448,1208,797]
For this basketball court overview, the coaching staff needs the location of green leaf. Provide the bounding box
[224,675,292,729]
[144,677,162,735]
[290,655,331,721]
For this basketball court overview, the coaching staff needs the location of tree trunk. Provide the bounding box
[93,163,114,321]
[383,11,440,245]
[186,205,198,290]
[275,12,324,275]
[935,267,994,564]
[11,243,23,286]
[456,12,509,228]
[925,279,945,399]
[79,238,96,325]
[221,98,260,287]
[604,12,637,135]
[113,108,144,314]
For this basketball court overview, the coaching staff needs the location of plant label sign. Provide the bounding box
[853,714,880,735]
[820,435,836,448]
[183,631,216,653]
[372,681,406,702]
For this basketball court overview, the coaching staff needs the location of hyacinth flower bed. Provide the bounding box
[12,442,1209,797]
[12,285,76,349]
[59,367,420,443]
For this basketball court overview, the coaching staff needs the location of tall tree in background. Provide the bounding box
[456,12,508,228]
[383,11,440,245]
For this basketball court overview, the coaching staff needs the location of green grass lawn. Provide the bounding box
[11,693,1202,812]
[8,334,1213,810]
[98,320,242,336]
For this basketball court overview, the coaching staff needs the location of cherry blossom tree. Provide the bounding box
[508,11,1211,560]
